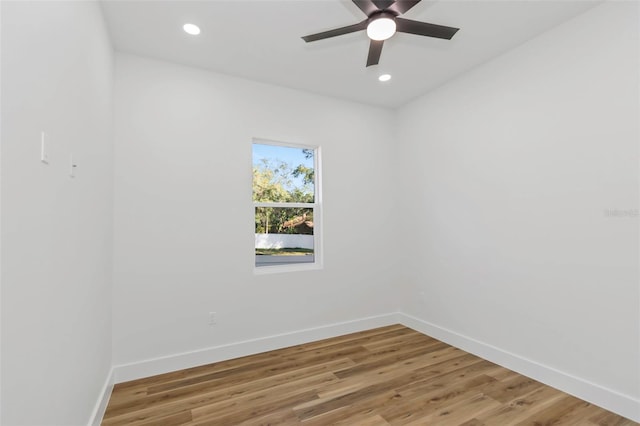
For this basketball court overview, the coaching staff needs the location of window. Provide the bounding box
[252,140,321,270]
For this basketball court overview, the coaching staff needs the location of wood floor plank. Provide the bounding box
[403,392,502,426]
[333,341,448,379]
[103,358,354,423]
[236,408,300,426]
[393,357,500,399]
[314,346,471,401]
[590,410,640,426]
[459,419,487,426]
[332,413,391,426]
[513,394,596,425]
[481,373,545,403]
[132,410,193,426]
[378,373,499,424]
[144,345,367,396]
[118,370,334,425]
[190,389,318,425]
[474,384,566,425]
[299,390,401,426]
[102,325,638,426]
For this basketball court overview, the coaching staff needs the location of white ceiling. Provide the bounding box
[100,0,599,108]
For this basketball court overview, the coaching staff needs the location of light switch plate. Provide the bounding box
[41,132,49,164]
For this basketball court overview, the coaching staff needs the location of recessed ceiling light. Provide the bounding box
[378,74,391,82]
[183,23,201,35]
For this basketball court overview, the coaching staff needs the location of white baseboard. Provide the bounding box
[112,313,401,384]
[398,312,640,423]
[88,367,114,426]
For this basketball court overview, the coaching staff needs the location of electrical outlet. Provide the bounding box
[70,154,77,178]
[208,311,216,325]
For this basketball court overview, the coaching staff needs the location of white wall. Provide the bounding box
[0,1,114,425]
[396,0,639,415]
[112,54,398,368]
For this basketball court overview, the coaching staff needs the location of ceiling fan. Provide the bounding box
[302,0,459,67]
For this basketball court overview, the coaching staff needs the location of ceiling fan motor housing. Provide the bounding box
[369,11,398,20]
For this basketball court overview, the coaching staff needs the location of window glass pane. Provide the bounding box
[255,207,314,266]
[252,144,314,203]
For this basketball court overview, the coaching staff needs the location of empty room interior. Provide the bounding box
[1,0,639,425]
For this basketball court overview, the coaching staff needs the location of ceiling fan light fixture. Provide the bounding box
[183,23,201,35]
[301,0,459,67]
[367,16,396,41]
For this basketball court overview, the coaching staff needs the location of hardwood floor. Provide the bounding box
[103,325,638,425]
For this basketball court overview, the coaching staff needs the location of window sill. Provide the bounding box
[253,261,323,275]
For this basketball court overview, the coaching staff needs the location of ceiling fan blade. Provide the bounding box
[372,0,395,10]
[395,17,459,39]
[302,20,368,42]
[386,0,421,15]
[352,0,380,16]
[366,39,384,67]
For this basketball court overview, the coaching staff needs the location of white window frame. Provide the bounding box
[252,138,322,274]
